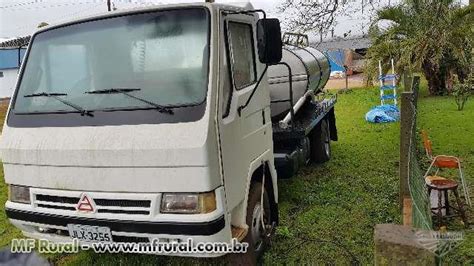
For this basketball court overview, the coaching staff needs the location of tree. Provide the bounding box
[278,0,389,38]
[366,0,474,95]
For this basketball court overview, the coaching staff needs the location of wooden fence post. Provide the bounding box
[399,91,412,211]
[399,77,420,221]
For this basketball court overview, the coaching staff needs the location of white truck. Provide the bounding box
[1,2,337,262]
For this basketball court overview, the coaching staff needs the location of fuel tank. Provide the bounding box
[268,45,330,119]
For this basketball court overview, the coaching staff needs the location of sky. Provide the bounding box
[0,0,469,42]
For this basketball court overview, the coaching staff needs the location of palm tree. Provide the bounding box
[366,0,474,95]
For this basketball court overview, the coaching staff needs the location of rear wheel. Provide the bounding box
[310,119,331,163]
[229,182,272,265]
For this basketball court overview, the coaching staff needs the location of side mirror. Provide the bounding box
[257,18,282,65]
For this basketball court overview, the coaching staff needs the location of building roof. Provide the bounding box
[313,36,371,51]
[0,36,31,48]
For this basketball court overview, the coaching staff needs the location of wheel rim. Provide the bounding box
[250,202,265,253]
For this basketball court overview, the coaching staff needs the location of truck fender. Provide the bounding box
[230,150,279,228]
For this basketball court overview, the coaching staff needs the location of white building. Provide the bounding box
[0,68,19,98]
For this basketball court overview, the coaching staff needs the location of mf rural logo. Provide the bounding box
[415,230,464,257]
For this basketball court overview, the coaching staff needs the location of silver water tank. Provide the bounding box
[268,45,330,119]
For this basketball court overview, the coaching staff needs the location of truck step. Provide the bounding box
[231,226,248,241]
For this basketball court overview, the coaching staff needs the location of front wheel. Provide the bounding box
[229,182,272,264]
[310,119,331,163]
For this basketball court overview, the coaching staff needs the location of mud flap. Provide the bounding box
[327,108,338,141]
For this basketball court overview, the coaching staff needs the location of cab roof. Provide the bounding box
[33,2,255,36]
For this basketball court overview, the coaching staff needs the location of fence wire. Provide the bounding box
[406,80,433,230]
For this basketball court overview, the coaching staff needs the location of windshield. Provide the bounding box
[13,8,210,114]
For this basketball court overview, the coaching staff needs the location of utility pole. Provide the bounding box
[107,0,111,11]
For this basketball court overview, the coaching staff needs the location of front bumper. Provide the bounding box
[6,208,231,257]
[6,208,225,236]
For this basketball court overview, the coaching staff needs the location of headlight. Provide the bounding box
[160,191,216,214]
[8,185,31,204]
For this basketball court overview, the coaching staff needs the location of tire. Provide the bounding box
[228,182,272,265]
[310,119,331,163]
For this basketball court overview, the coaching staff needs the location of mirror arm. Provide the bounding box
[237,65,268,117]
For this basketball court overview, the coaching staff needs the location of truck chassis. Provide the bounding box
[273,94,338,179]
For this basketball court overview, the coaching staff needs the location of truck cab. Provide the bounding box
[1,2,336,262]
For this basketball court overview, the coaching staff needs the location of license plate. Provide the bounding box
[67,224,113,242]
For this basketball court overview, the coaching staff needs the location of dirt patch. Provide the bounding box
[325,74,367,90]
[0,99,9,132]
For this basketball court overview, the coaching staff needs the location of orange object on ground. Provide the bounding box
[421,130,433,158]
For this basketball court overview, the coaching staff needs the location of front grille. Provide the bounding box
[37,204,75,211]
[94,199,150,208]
[97,209,149,215]
[36,194,79,204]
[34,192,153,216]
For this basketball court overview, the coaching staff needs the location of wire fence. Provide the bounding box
[401,76,433,230]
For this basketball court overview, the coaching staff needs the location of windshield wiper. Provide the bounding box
[23,92,94,117]
[85,88,173,114]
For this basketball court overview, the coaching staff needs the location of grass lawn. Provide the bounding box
[0,85,472,264]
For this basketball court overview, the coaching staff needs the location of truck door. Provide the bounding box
[217,14,272,221]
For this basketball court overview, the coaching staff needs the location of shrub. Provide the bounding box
[453,73,473,111]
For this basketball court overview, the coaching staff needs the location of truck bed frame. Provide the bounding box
[272,94,338,179]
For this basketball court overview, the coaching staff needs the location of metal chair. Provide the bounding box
[421,130,471,207]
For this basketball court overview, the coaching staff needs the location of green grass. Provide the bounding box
[0,86,472,264]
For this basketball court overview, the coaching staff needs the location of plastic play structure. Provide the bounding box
[379,59,398,106]
[365,59,400,123]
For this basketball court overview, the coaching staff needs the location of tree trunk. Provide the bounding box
[445,69,454,94]
[422,60,447,95]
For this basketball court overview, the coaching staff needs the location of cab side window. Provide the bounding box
[227,22,256,90]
